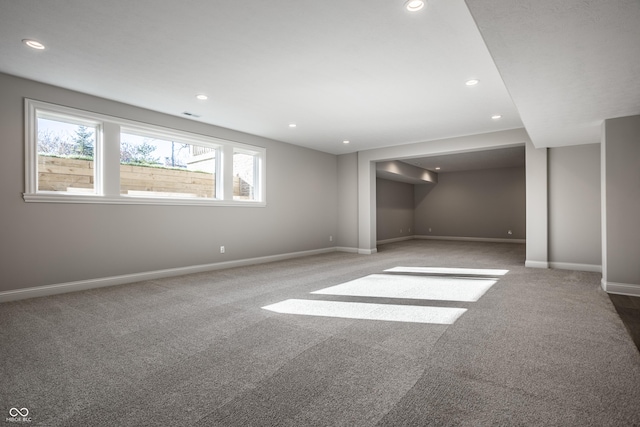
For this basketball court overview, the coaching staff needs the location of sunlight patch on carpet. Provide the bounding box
[312,274,497,302]
[262,299,467,324]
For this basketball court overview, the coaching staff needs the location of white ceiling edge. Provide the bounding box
[359,128,529,166]
[376,169,436,185]
[527,123,602,148]
[363,128,531,188]
[400,145,524,173]
[376,161,438,184]
[465,0,640,149]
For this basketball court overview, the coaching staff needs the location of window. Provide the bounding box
[233,149,261,201]
[24,99,265,206]
[36,115,99,194]
[120,131,219,199]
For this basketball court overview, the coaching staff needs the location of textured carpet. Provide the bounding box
[1,240,639,426]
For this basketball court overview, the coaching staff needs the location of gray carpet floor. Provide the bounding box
[2,240,639,426]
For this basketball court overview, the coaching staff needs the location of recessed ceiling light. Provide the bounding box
[343,140,350,144]
[289,123,297,128]
[465,79,479,86]
[491,114,502,120]
[23,39,45,50]
[195,94,208,100]
[405,0,425,12]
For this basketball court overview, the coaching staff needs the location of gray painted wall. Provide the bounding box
[602,115,640,289]
[2,72,619,296]
[0,73,338,292]
[337,153,358,250]
[414,167,525,240]
[357,130,530,252]
[376,178,415,241]
[525,140,548,267]
[548,144,601,269]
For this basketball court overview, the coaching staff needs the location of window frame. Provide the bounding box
[232,147,263,201]
[24,99,266,207]
[26,103,104,196]
[119,124,223,201]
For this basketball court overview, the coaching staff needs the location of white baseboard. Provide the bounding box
[376,236,414,245]
[549,262,602,273]
[525,260,550,269]
[0,247,337,303]
[335,246,359,253]
[601,279,640,297]
[527,261,603,273]
[414,235,526,244]
[358,248,378,255]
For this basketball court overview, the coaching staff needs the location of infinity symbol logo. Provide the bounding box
[9,407,29,417]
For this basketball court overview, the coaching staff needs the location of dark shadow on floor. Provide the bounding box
[609,293,640,353]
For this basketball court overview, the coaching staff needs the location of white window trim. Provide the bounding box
[24,99,266,207]
[232,146,265,202]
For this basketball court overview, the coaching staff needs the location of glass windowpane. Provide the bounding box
[233,151,258,200]
[120,132,217,199]
[36,117,96,193]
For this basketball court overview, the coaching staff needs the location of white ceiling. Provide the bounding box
[465,0,640,148]
[1,0,637,157]
[0,0,522,155]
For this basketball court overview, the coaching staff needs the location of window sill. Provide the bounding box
[23,192,266,207]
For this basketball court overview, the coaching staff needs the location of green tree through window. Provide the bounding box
[73,125,94,158]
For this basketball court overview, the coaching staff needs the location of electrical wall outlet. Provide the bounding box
[220,246,225,254]
[329,235,333,242]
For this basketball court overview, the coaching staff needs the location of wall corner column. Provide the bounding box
[600,115,640,296]
[525,140,549,268]
[357,152,377,254]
